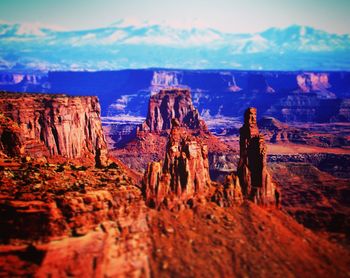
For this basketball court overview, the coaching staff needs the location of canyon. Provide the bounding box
[0,83,349,277]
[1,69,349,121]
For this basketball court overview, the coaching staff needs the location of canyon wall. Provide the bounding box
[0,92,107,166]
[2,70,349,123]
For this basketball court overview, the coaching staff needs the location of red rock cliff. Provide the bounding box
[237,107,276,205]
[140,88,206,132]
[0,156,150,276]
[143,122,210,209]
[0,92,107,166]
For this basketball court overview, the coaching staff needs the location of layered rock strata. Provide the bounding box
[143,123,210,209]
[0,92,108,166]
[139,88,206,132]
[237,107,276,205]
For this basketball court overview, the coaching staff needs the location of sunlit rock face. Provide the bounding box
[296,73,331,93]
[139,88,206,133]
[0,92,108,166]
[237,107,276,205]
[143,123,210,209]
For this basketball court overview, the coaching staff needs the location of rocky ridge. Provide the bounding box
[258,116,350,147]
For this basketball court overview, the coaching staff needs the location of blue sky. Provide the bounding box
[0,0,349,34]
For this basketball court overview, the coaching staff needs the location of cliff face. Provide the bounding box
[143,124,211,209]
[140,89,206,132]
[296,73,331,93]
[237,108,276,205]
[266,93,323,122]
[0,92,107,166]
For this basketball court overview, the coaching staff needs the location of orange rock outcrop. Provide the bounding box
[143,123,210,209]
[139,88,206,132]
[0,92,108,166]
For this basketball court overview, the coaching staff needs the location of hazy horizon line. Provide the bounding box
[1,19,349,36]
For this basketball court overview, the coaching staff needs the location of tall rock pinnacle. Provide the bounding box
[237,107,276,205]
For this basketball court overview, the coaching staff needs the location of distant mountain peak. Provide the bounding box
[0,21,349,71]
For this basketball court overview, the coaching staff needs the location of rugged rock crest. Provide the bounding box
[0,92,108,166]
[143,123,210,209]
[139,88,206,132]
[237,107,276,205]
[0,157,150,277]
[211,174,243,207]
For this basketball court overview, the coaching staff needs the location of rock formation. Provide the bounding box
[143,122,210,209]
[0,156,150,277]
[0,92,108,166]
[258,116,350,148]
[139,88,206,132]
[113,86,230,176]
[297,73,331,93]
[258,116,298,143]
[212,174,243,207]
[0,112,24,157]
[237,107,276,205]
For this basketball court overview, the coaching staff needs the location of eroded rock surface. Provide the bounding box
[0,92,108,166]
[143,124,210,209]
[237,108,276,204]
[0,157,150,277]
[113,88,230,175]
[212,174,243,207]
[139,88,206,132]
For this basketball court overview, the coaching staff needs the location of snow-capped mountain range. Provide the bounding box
[0,20,349,71]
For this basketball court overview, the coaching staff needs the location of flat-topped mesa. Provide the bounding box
[0,92,108,167]
[139,88,207,133]
[143,121,210,209]
[237,107,276,205]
